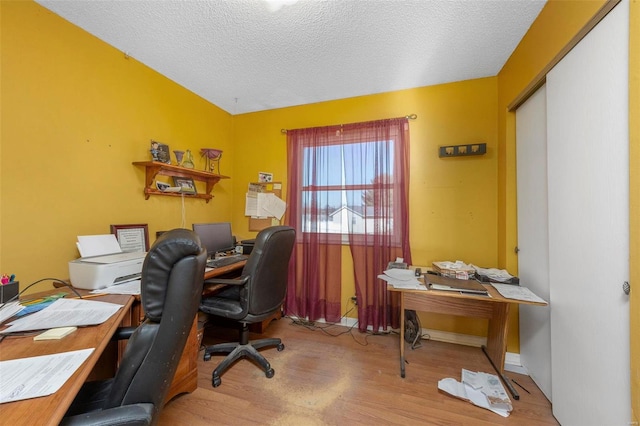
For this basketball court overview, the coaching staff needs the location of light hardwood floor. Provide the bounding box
[159,317,558,425]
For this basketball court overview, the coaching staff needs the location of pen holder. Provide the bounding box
[0,281,19,303]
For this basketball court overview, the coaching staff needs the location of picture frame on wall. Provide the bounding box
[173,177,197,194]
[110,224,150,253]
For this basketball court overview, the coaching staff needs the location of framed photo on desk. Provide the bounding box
[110,224,149,252]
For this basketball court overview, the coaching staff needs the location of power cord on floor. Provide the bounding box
[286,298,400,346]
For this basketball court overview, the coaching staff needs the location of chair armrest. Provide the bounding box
[111,326,137,341]
[59,403,154,426]
[204,274,250,287]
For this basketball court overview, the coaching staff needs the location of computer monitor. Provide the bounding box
[192,222,235,258]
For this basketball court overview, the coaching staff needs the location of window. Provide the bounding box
[301,140,395,236]
[285,117,412,330]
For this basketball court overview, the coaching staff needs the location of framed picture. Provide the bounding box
[110,224,150,252]
[173,177,197,194]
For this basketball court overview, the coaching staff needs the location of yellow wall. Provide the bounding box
[233,79,500,340]
[1,1,235,287]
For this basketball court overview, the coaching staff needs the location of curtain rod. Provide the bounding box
[280,113,417,134]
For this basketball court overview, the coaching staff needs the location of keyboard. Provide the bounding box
[206,255,246,269]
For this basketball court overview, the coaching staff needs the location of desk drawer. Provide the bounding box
[403,292,496,319]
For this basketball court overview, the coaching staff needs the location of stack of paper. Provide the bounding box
[0,298,122,334]
[378,269,425,290]
[470,265,515,283]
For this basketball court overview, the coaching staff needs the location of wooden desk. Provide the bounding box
[0,294,134,426]
[388,283,546,379]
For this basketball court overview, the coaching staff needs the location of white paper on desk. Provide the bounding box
[0,301,25,324]
[1,299,122,334]
[491,283,547,304]
[76,234,123,258]
[91,280,141,295]
[470,264,514,283]
[378,273,426,290]
[0,348,94,404]
[383,268,416,281]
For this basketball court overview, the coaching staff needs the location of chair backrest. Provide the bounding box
[104,228,206,413]
[241,226,295,320]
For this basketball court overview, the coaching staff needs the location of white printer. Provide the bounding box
[69,234,146,290]
[69,252,146,290]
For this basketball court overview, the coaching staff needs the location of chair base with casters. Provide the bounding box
[203,322,284,387]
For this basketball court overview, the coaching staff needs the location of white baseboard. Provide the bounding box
[296,315,527,374]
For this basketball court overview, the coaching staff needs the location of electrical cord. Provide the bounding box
[0,278,82,306]
[286,299,398,346]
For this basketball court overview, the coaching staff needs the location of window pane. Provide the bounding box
[302,145,343,186]
[301,139,397,237]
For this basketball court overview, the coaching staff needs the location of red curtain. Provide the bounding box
[285,118,412,330]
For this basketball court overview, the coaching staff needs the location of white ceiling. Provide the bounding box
[36,0,546,115]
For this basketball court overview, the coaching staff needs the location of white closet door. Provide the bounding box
[516,85,552,400]
[546,2,630,425]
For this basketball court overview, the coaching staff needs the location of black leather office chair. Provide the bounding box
[61,228,207,426]
[200,225,295,388]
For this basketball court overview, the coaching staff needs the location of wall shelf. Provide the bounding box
[132,161,229,203]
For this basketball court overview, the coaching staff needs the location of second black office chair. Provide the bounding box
[199,225,295,388]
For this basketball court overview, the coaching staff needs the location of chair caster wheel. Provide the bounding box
[265,368,275,379]
[212,374,221,388]
[204,352,211,362]
[277,343,285,351]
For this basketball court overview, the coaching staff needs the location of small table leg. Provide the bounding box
[399,296,406,378]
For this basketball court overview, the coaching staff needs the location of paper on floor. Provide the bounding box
[438,369,512,417]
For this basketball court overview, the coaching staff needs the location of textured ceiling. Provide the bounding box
[36,0,546,115]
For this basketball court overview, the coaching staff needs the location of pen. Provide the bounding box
[511,379,531,394]
[68,293,108,300]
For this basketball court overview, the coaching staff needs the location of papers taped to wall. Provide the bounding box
[245,190,286,220]
[438,369,512,417]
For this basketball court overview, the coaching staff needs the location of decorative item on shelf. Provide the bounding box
[173,150,185,166]
[150,140,171,163]
[173,177,197,194]
[200,148,223,173]
[182,149,195,169]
